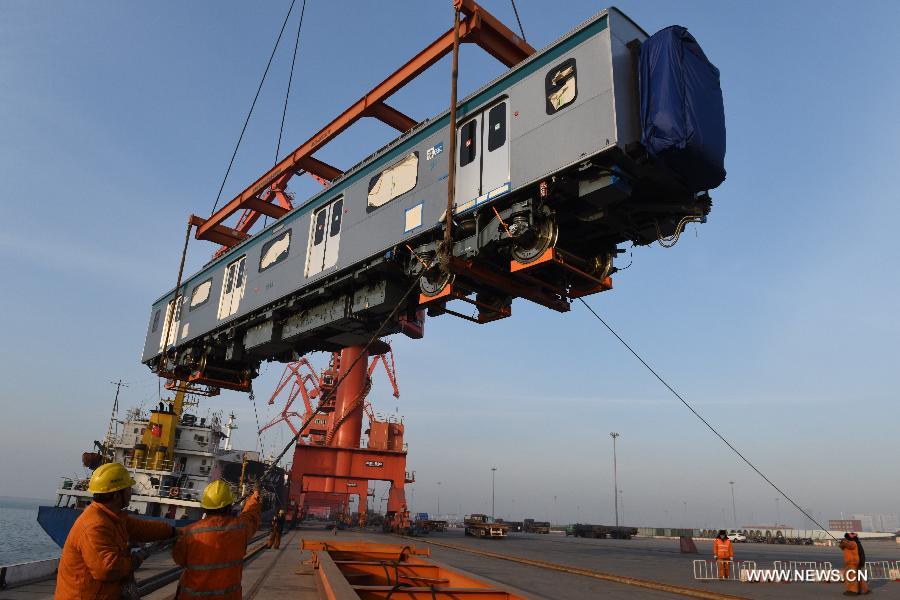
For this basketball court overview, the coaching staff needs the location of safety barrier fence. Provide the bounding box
[866,560,900,581]
[692,560,757,581]
[771,560,833,572]
[693,559,900,584]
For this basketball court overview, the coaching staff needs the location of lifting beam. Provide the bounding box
[191,0,535,248]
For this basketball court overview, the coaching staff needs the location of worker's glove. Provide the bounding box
[131,551,147,571]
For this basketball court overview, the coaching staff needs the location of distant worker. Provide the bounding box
[267,509,285,549]
[173,480,261,599]
[55,462,179,600]
[839,532,869,595]
[713,530,734,579]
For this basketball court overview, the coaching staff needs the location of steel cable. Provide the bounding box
[210,0,299,217]
[578,298,837,540]
[275,0,306,164]
[509,0,526,42]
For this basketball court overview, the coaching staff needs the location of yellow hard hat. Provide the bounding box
[200,480,235,510]
[88,462,136,494]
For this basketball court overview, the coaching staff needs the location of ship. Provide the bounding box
[37,383,286,547]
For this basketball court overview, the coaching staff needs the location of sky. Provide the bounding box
[1,0,899,530]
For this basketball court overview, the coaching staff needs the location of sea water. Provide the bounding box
[0,497,60,566]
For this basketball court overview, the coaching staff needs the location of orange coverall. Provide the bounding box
[172,492,261,600]
[713,537,734,578]
[839,539,869,594]
[54,501,175,599]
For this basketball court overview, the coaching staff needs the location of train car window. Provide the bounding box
[151,309,161,333]
[259,229,291,272]
[233,258,245,289]
[223,265,235,295]
[367,152,418,211]
[545,58,577,114]
[313,208,328,246]
[189,279,212,310]
[459,120,477,166]
[330,198,343,236]
[487,103,507,152]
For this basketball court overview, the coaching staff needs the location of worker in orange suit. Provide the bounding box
[173,480,261,599]
[713,530,734,579]
[267,509,285,549]
[55,463,179,600]
[839,532,870,595]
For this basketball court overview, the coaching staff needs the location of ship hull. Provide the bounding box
[38,505,281,547]
[37,506,195,548]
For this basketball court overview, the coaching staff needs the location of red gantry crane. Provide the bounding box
[259,345,412,528]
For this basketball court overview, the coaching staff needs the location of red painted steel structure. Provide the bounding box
[271,345,411,526]
[189,0,534,250]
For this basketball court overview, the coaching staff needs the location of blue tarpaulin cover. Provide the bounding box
[640,25,726,192]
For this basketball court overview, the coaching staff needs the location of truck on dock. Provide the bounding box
[414,512,448,533]
[569,523,638,539]
[464,514,510,539]
[524,518,551,534]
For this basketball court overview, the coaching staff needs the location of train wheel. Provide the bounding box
[419,268,454,297]
[590,253,614,281]
[510,217,558,264]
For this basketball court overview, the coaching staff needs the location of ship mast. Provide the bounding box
[224,412,238,451]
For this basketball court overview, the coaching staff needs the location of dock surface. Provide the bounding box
[3,526,898,599]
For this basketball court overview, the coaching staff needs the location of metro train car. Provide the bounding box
[142,8,725,390]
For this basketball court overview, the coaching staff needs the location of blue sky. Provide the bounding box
[1,0,898,528]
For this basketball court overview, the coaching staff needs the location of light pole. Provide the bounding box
[610,432,620,527]
[436,481,441,516]
[619,491,624,526]
[729,481,737,529]
[491,467,497,522]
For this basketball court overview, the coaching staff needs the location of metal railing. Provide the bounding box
[692,560,757,581]
[123,455,176,473]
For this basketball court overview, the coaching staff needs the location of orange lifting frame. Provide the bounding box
[190,0,535,248]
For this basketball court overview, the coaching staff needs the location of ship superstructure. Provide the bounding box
[39,385,285,546]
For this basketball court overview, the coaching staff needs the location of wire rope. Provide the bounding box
[578,298,836,540]
[275,0,306,164]
[210,0,299,216]
[509,0,526,42]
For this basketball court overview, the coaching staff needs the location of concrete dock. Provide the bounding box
[3,526,898,599]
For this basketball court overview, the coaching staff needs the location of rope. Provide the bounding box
[210,0,299,217]
[275,0,306,164]
[577,298,837,540]
[324,377,373,445]
[159,219,194,372]
[249,388,262,454]
[509,0,526,42]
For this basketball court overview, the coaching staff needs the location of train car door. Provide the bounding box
[217,255,246,320]
[480,101,509,198]
[305,196,343,277]
[455,114,482,209]
[158,294,182,352]
[454,100,509,211]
